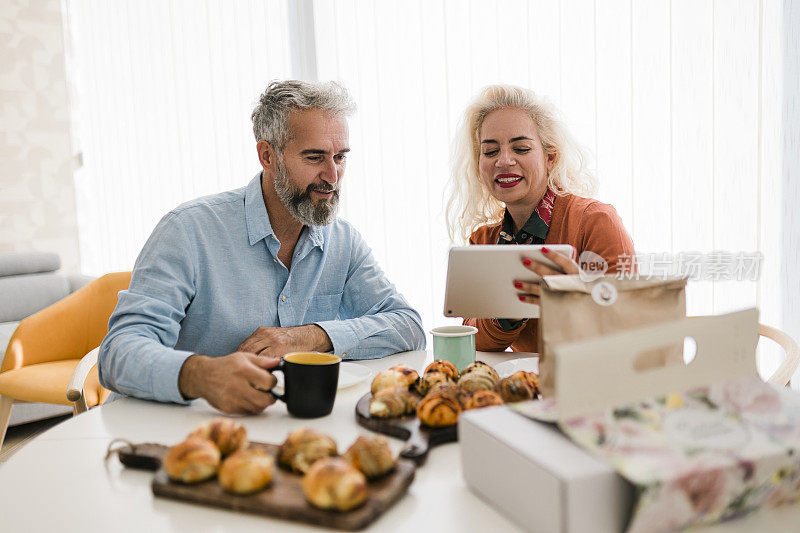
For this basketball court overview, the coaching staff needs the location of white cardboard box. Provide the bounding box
[460,405,634,533]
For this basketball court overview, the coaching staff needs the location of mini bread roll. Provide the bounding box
[218,448,275,494]
[278,428,338,474]
[369,386,420,418]
[495,374,535,403]
[461,389,504,410]
[303,457,368,511]
[417,392,461,428]
[512,370,540,396]
[163,436,220,483]
[427,382,462,401]
[457,371,498,394]
[343,435,397,479]
[189,418,248,456]
[371,364,419,394]
[461,361,499,382]
[424,360,459,381]
[414,371,453,396]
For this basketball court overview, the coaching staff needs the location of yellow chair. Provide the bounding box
[0,272,131,448]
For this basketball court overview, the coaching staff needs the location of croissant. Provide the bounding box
[458,371,498,394]
[343,435,397,479]
[427,382,462,401]
[414,370,453,396]
[189,418,248,456]
[278,428,337,474]
[371,364,420,394]
[369,386,420,418]
[163,436,220,483]
[512,370,540,397]
[495,374,535,403]
[424,360,459,381]
[461,389,505,410]
[302,457,368,511]
[218,448,274,494]
[417,392,462,428]
[461,361,499,382]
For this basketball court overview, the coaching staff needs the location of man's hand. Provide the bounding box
[178,352,280,414]
[237,324,334,358]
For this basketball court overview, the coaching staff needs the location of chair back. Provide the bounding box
[0,272,131,373]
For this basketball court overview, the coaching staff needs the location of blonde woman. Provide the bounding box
[446,85,634,351]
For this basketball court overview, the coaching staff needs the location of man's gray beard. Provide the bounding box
[273,158,340,226]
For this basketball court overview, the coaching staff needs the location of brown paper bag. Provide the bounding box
[537,275,688,397]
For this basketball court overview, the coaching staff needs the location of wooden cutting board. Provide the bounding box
[354,393,458,465]
[113,440,415,530]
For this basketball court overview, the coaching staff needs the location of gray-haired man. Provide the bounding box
[99,80,425,414]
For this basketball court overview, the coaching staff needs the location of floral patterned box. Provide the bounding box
[512,308,800,532]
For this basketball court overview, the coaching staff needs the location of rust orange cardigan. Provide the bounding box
[464,193,635,352]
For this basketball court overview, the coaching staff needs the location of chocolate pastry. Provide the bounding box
[369,386,420,418]
[424,360,459,380]
[417,391,462,428]
[371,364,420,395]
[494,374,535,403]
[461,389,504,410]
[414,370,453,396]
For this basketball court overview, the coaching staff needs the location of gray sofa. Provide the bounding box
[0,252,93,426]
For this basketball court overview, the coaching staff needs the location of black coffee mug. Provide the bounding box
[271,352,340,418]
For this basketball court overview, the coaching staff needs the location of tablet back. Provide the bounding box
[443,244,574,319]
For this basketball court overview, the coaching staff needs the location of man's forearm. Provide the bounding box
[302,324,334,352]
[315,307,426,359]
[178,354,209,400]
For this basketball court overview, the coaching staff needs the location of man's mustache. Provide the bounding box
[307,183,338,194]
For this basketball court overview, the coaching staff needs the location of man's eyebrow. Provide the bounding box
[300,148,351,155]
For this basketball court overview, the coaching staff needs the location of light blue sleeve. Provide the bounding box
[314,229,426,359]
[98,212,197,404]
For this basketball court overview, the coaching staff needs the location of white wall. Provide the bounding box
[0,0,81,273]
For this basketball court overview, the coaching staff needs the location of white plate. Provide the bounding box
[272,362,372,392]
[494,357,539,378]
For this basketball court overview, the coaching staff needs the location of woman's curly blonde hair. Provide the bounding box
[445,85,597,243]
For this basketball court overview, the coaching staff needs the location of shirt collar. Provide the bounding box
[498,187,555,244]
[244,172,326,249]
[245,173,272,246]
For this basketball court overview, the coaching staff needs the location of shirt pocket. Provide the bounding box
[304,292,343,323]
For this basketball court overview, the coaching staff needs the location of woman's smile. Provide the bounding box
[495,173,524,188]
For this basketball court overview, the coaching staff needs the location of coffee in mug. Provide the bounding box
[271,352,340,418]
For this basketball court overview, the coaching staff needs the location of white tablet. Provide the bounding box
[443,244,575,319]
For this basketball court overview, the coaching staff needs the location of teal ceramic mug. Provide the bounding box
[430,325,478,372]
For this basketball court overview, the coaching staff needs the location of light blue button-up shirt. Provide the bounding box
[98,174,425,404]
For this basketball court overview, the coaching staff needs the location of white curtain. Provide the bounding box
[66,0,786,377]
[66,0,293,274]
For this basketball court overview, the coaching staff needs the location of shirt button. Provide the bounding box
[273,258,278,263]
[281,295,287,302]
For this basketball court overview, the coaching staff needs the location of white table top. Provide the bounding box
[1,350,798,533]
